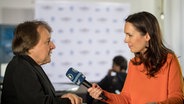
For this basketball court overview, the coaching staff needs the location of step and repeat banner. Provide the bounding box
[35,0,131,84]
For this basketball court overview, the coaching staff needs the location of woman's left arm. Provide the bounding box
[160,54,184,104]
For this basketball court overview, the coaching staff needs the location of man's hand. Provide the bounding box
[61,93,83,104]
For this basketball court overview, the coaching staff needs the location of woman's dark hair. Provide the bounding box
[125,11,173,77]
[12,20,52,55]
[113,55,127,71]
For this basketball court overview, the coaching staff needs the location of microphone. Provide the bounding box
[66,67,108,100]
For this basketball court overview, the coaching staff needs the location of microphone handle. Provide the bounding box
[82,80,92,88]
[82,80,108,100]
[99,92,108,100]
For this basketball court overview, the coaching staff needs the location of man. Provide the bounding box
[1,20,82,104]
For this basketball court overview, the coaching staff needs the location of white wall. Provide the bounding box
[164,0,184,76]
[0,0,161,24]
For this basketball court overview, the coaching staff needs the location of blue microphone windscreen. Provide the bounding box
[66,67,86,85]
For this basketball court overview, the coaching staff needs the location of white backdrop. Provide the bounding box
[35,0,131,83]
[164,0,184,75]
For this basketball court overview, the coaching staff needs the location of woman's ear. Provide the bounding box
[145,33,150,41]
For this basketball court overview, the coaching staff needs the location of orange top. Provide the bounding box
[103,53,184,104]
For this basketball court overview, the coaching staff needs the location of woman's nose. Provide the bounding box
[124,38,127,43]
[124,36,129,43]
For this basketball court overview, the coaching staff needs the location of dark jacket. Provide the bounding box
[98,72,127,93]
[1,55,71,104]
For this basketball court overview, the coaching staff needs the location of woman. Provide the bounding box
[87,11,184,104]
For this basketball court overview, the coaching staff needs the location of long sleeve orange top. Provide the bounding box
[103,53,184,104]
